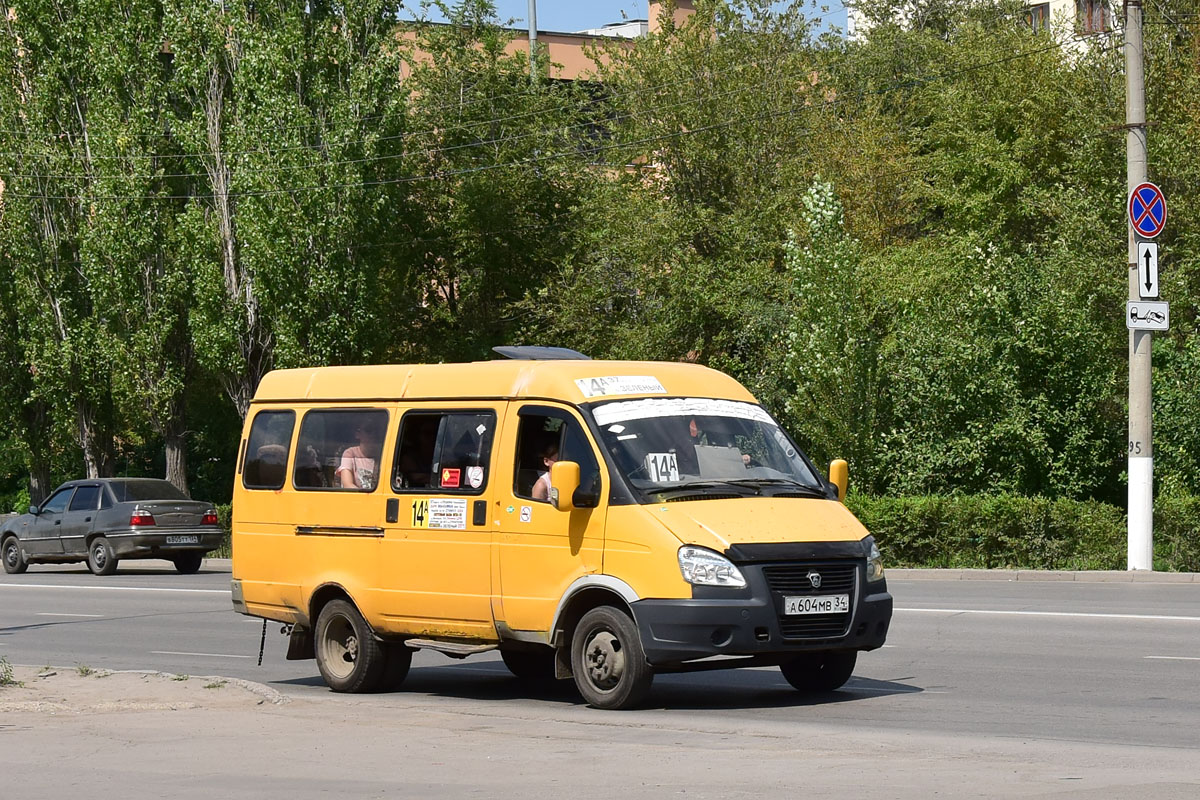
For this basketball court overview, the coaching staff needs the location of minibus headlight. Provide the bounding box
[864,535,885,582]
[678,546,747,589]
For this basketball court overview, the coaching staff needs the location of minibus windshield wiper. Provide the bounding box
[717,478,828,497]
[651,481,759,499]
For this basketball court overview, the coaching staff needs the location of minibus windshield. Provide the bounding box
[589,398,825,500]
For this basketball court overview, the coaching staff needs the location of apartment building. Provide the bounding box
[847,0,1113,41]
[402,1,697,82]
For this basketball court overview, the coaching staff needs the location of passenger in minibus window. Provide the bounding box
[337,418,383,490]
[531,442,559,502]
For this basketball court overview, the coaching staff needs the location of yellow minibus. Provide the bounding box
[231,347,892,709]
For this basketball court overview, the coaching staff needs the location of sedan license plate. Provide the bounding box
[166,535,199,545]
[784,594,849,615]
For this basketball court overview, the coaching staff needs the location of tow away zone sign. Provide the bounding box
[1127,300,1169,331]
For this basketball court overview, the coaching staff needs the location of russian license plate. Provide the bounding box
[165,535,199,545]
[784,594,849,615]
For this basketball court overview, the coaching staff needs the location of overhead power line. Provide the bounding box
[1,28,1117,203]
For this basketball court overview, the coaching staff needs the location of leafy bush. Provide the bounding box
[211,504,232,559]
[849,493,1200,572]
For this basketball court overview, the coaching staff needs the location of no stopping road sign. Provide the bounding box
[1129,182,1166,238]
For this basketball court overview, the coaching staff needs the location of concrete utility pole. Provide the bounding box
[527,0,538,83]
[1126,0,1153,570]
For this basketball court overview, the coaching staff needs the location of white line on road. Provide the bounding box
[0,583,226,594]
[151,651,253,659]
[898,607,1200,622]
[1144,655,1200,661]
[36,612,104,618]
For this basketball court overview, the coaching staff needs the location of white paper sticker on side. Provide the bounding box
[575,376,667,398]
[428,499,469,530]
[520,505,532,523]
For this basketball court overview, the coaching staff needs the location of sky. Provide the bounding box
[401,1,848,36]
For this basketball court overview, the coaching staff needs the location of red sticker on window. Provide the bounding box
[441,468,461,488]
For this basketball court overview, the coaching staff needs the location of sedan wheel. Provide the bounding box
[2,537,28,574]
[86,537,118,576]
[171,552,204,574]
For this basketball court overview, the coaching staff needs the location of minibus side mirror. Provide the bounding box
[828,458,848,503]
[549,461,581,512]
[29,505,39,515]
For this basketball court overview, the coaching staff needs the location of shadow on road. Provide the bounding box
[270,660,923,711]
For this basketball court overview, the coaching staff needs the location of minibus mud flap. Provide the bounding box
[286,625,315,660]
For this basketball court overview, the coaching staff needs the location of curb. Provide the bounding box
[889,568,1199,583]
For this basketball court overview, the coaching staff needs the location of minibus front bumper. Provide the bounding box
[629,560,892,666]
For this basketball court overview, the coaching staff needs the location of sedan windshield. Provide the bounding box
[589,398,824,499]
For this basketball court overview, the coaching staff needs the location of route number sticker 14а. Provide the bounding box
[644,452,679,483]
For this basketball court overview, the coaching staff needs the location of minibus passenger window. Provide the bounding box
[243,410,296,490]
[393,411,496,493]
[514,415,600,503]
[293,410,388,492]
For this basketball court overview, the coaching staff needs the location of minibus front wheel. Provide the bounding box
[779,650,857,693]
[570,606,654,710]
[314,599,386,693]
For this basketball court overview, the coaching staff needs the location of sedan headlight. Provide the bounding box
[864,535,885,582]
[678,545,747,588]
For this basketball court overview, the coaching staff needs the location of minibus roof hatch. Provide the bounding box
[492,346,592,361]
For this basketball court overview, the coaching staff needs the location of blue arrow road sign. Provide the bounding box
[1129,182,1166,238]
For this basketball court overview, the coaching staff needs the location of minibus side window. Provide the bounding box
[513,413,601,504]
[243,410,296,490]
[393,411,496,493]
[293,409,388,492]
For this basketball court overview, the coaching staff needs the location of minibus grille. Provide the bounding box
[762,562,858,640]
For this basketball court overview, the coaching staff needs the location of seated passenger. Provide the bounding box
[336,419,383,491]
[532,442,559,502]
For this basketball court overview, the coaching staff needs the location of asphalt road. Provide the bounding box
[2,561,1199,797]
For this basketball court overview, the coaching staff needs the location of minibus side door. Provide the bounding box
[380,406,499,639]
[495,403,607,636]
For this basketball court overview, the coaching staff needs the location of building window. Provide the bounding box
[1026,3,1050,33]
[1077,0,1110,35]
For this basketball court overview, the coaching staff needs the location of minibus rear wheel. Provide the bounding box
[779,650,857,693]
[314,599,386,693]
[570,606,653,710]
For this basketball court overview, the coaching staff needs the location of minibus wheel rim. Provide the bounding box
[319,613,360,681]
[582,630,625,691]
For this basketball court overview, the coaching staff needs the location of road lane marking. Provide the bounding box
[151,651,253,659]
[898,607,1200,622]
[1144,655,1200,661]
[36,612,104,618]
[0,583,226,594]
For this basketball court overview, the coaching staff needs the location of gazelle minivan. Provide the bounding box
[231,347,892,709]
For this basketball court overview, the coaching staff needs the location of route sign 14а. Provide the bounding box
[1127,300,1169,331]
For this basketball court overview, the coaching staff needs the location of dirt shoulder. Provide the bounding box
[0,663,288,714]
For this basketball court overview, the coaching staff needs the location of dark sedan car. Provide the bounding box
[1,479,223,576]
